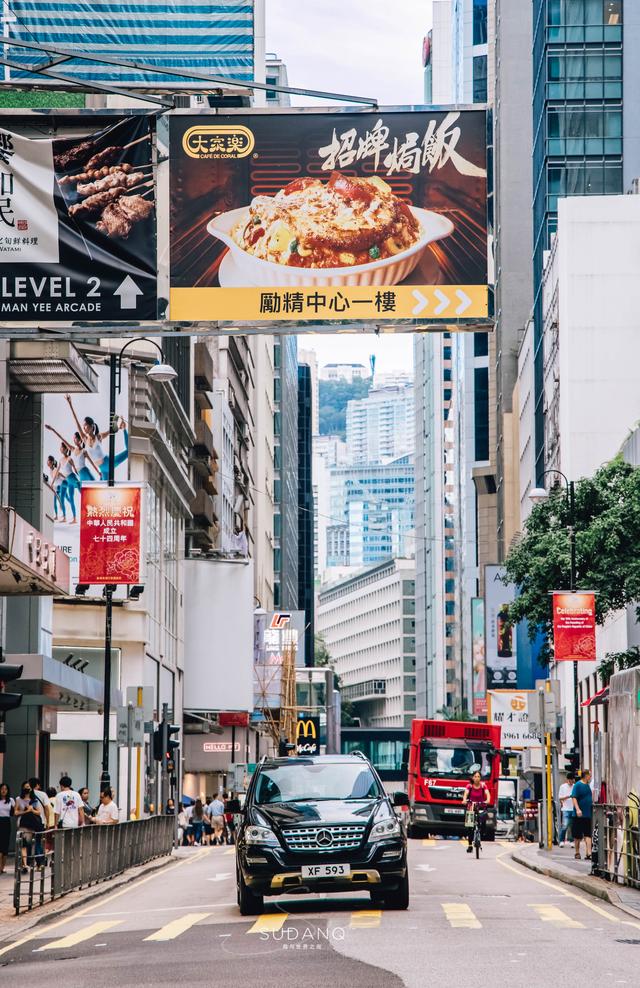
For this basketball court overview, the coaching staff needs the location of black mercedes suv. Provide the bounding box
[235,752,409,915]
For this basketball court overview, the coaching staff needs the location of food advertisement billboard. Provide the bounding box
[487,691,540,750]
[169,109,489,324]
[0,115,156,321]
[552,592,596,662]
[485,565,518,691]
[79,484,143,585]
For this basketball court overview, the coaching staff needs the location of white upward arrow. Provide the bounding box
[434,289,450,315]
[412,289,429,316]
[455,289,472,316]
[114,275,143,310]
[416,863,437,872]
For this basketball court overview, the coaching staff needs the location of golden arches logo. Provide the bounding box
[296,719,317,740]
[182,125,255,159]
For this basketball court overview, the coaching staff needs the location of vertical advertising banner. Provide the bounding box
[43,363,129,588]
[471,597,487,717]
[296,716,321,756]
[169,109,489,324]
[552,592,596,662]
[79,484,143,585]
[485,565,518,690]
[0,115,156,320]
[253,611,306,709]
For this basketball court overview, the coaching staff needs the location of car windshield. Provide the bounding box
[419,742,492,779]
[254,761,383,804]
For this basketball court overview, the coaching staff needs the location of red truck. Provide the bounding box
[406,719,501,839]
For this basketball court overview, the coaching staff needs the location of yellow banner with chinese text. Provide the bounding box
[170,285,488,323]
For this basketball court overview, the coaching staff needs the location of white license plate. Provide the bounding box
[443,807,465,815]
[301,863,351,879]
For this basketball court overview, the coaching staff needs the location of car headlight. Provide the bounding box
[369,816,401,842]
[245,824,279,846]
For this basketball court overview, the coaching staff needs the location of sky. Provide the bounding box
[265,0,433,372]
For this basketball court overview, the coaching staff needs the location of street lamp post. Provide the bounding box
[529,470,580,759]
[100,339,177,795]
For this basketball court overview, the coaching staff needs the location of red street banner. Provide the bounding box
[79,484,142,585]
[218,712,250,728]
[553,592,596,662]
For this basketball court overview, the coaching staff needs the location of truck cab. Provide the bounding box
[406,719,501,839]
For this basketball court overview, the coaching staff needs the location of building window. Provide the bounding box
[266,75,278,100]
[473,54,487,102]
[474,332,488,357]
[473,0,488,45]
[445,600,455,616]
[474,367,489,461]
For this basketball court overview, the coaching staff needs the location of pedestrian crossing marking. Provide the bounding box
[37,920,122,950]
[529,904,584,928]
[350,910,382,928]
[442,903,481,929]
[247,912,289,934]
[144,912,212,941]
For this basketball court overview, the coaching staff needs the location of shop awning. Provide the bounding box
[581,686,609,707]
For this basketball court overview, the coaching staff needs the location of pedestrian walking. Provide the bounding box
[190,799,207,846]
[0,783,14,873]
[572,769,593,860]
[177,803,189,846]
[207,793,225,845]
[95,789,119,825]
[15,781,45,872]
[54,776,85,829]
[202,795,214,845]
[45,788,57,831]
[558,773,575,846]
[29,777,50,828]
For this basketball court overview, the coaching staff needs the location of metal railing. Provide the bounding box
[592,801,640,889]
[13,815,175,914]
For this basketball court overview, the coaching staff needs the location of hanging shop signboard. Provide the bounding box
[169,108,490,324]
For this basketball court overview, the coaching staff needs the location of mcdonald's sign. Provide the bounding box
[295,716,320,756]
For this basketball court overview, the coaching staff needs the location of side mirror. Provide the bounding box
[393,791,409,807]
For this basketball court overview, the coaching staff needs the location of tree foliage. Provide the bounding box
[319,377,371,438]
[597,647,640,686]
[504,459,640,664]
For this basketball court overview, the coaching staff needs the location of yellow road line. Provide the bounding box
[497,850,640,929]
[421,838,436,846]
[530,904,584,928]
[247,913,289,935]
[350,910,382,928]
[442,903,481,928]
[144,912,211,942]
[37,920,122,951]
[0,847,211,960]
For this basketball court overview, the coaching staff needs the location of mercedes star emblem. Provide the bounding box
[316,829,333,847]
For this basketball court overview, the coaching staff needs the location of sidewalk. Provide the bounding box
[0,849,182,943]
[511,841,640,921]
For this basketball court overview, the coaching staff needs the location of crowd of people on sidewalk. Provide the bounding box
[172,792,238,847]
[0,776,120,874]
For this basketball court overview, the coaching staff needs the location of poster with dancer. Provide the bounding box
[43,361,129,587]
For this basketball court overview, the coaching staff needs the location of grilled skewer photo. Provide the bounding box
[54,132,150,174]
[96,194,155,239]
[59,162,138,187]
[77,170,146,197]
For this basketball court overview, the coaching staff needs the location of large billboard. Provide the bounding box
[43,362,129,589]
[0,116,156,320]
[254,610,307,710]
[485,565,518,690]
[487,690,540,750]
[471,597,487,717]
[552,592,597,662]
[169,109,490,324]
[79,484,143,585]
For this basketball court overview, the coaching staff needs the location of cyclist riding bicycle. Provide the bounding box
[461,768,490,853]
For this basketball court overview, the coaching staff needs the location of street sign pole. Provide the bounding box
[126,702,133,820]
[135,686,143,819]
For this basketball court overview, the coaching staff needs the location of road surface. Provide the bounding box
[1,839,638,987]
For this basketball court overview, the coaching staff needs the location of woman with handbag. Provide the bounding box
[15,781,45,873]
[0,783,15,873]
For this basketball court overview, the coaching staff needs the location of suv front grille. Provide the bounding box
[281,824,367,852]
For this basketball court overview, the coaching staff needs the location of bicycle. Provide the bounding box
[465,803,483,859]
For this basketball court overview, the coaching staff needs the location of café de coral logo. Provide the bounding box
[182,125,255,159]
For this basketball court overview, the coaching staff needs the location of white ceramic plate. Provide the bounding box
[207,205,454,288]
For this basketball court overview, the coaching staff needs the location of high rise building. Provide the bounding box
[298,362,314,666]
[346,382,415,466]
[265,52,290,107]
[273,336,299,609]
[319,363,370,384]
[317,559,417,728]
[298,348,320,436]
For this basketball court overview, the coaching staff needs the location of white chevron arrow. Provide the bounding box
[434,289,450,315]
[455,289,472,316]
[412,289,429,316]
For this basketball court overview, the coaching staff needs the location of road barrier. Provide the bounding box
[592,801,640,889]
[13,815,175,914]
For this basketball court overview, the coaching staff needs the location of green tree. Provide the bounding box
[319,377,371,438]
[503,458,640,664]
[314,634,358,726]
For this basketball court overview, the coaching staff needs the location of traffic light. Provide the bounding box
[152,723,165,762]
[0,663,23,714]
[164,724,179,771]
[563,749,580,776]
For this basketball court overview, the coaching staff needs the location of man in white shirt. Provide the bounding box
[207,794,225,845]
[558,773,575,846]
[54,776,85,829]
[95,789,120,825]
